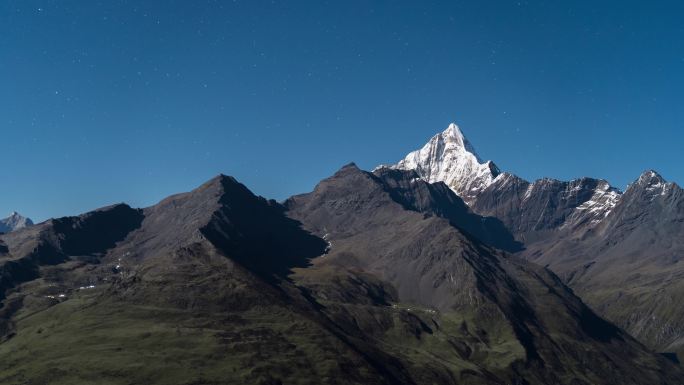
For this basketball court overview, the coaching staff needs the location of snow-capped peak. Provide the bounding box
[628,170,676,199]
[385,122,500,204]
[442,123,482,161]
[0,211,34,233]
[636,170,665,186]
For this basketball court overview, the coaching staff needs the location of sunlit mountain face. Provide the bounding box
[0,212,33,234]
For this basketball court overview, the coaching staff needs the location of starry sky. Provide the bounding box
[2,1,683,222]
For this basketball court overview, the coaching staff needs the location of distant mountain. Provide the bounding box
[0,212,33,233]
[517,170,684,358]
[387,122,684,359]
[472,174,622,242]
[0,172,680,384]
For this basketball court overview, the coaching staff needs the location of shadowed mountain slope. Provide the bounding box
[373,167,522,252]
[285,163,683,385]
[471,174,621,242]
[468,169,684,358]
[0,176,407,385]
[514,171,684,358]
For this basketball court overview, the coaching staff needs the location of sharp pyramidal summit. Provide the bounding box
[0,212,33,234]
[383,123,502,205]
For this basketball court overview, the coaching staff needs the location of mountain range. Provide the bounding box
[385,123,684,361]
[0,124,681,384]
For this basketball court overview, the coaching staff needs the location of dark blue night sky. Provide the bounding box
[2,1,683,221]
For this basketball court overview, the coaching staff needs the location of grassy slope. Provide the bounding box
[0,246,396,385]
[0,291,366,385]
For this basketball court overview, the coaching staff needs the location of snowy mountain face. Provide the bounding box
[628,170,677,200]
[566,179,621,227]
[0,212,34,233]
[472,174,623,238]
[384,123,501,205]
[597,170,682,237]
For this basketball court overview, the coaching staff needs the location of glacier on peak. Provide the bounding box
[385,122,500,205]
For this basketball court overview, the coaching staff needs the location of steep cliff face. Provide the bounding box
[472,173,621,242]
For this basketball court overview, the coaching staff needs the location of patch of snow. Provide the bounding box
[522,183,535,202]
[565,181,621,228]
